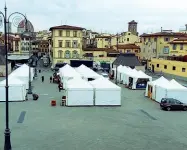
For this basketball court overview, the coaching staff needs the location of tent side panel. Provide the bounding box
[0,86,25,101]
[67,90,94,106]
[95,89,121,106]
[167,90,187,104]
[155,86,167,103]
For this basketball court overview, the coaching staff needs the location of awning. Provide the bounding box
[8,55,30,60]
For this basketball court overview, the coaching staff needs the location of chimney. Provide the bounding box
[161,27,163,32]
[185,24,187,31]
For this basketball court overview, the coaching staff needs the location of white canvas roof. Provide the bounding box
[119,66,131,73]
[76,64,100,78]
[60,64,81,78]
[169,79,187,89]
[90,77,120,89]
[67,78,93,89]
[10,67,29,77]
[0,77,24,86]
[149,76,169,86]
[138,70,152,79]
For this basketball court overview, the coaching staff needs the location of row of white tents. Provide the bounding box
[145,76,187,104]
[0,64,34,102]
[112,65,152,89]
[59,64,121,106]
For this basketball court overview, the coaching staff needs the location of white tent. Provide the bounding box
[90,77,121,106]
[9,64,34,89]
[59,64,82,88]
[117,66,128,82]
[76,64,100,80]
[112,65,123,79]
[155,79,187,103]
[123,68,139,85]
[66,78,94,106]
[0,77,26,101]
[145,76,170,100]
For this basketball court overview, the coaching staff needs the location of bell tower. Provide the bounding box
[128,20,138,35]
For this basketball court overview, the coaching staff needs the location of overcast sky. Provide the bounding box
[0,0,187,34]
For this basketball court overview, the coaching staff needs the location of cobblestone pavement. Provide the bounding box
[1,69,187,150]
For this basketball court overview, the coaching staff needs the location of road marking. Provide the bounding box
[139,109,157,120]
[40,94,48,96]
[17,111,26,123]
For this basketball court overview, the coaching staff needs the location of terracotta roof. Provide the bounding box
[95,36,111,38]
[169,37,187,44]
[49,25,84,31]
[113,44,140,49]
[140,32,187,37]
[83,48,112,51]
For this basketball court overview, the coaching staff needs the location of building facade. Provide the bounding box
[148,58,187,79]
[168,37,187,56]
[49,25,84,65]
[95,36,111,48]
[140,31,187,60]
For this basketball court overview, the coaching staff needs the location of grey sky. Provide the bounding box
[0,0,187,34]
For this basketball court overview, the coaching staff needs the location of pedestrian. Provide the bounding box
[42,76,44,82]
[50,76,52,83]
[58,83,62,92]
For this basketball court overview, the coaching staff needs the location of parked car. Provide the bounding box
[160,98,187,111]
[100,72,109,79]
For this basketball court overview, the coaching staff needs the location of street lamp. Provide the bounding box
[115,33,119,85]
[22,28,33,94]
[0,5,27,150]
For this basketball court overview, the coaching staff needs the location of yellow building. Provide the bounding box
[148,58,187,78]
[140,31,187,60]
[112,44,140,59]
[169,37,187,56]
[111,32,139,46]
[95,36,111,48]
[49,25,84,64]
[82,48,119,62]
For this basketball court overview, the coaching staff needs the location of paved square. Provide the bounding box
[1,69,187,150]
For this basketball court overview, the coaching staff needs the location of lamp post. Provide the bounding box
[0,5,27,150]
[115,33,119,85]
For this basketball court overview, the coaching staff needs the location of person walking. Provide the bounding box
[50,76,52,83]
[58,83,62,92]
[42,76,44,82]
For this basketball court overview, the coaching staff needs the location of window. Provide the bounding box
[128,33,130,35]
[164,65,167,69]
[66,30,70,37]
[173,44,177,50]
[182,68,186,72]
[135,50,139,53]
[72,50,78,58]
[59,31,62,36]
[105,39,108,41]
[173,66,176,70]
[58,50,63,58]
[72,40,78,48]
[180,44,183,50]
[65,40,71,48]
[126,50,131,53]
[58,40,62,47]
[73,31,77,37]
[153,49,156,53]
[148,38,151,42]
[154,38,157,42]
[64,50,71,58]
[164,37,170,41]
[157,64,159,67]
[127,38,129,41]
[144,38,146,42]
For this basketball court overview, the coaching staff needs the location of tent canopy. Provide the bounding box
[67,78,93,89]
[170,79,186,89]
[90,77,120,89]
[76,64,100,78]
[60,64,81,78]
[149,76,169,86]
[0,77,24,85]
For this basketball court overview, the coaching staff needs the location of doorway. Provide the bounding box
[152,65,155,73]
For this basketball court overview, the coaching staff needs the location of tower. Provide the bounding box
[128,20,138,35]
